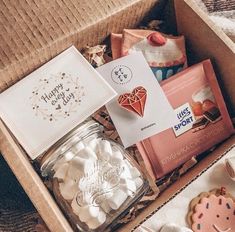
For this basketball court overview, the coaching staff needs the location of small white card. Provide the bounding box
[97,52,176,147]
[0,46,116,159]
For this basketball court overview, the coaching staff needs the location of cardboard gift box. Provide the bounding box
[0,0,234,231]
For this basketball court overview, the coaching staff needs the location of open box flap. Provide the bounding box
[0,0,165,93]
[0,119,73,232]
[175,0,235,118]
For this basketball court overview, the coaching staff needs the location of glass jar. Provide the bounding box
[40,119,148,232]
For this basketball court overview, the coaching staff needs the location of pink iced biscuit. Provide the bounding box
[192,195,235,232]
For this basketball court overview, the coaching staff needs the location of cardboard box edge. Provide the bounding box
[119,135,235,232]
[0,119,73,232]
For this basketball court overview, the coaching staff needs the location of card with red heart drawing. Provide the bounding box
[96,52,176,147]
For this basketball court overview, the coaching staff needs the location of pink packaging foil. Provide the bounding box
[137,60,234,180]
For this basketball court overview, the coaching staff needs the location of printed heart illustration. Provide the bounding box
[118,86,147,117]
[55,104,61,110]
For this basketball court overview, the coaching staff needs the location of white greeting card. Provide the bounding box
[97,52,176,147]
[0,46,116,159]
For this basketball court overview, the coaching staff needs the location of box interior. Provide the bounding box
[121,135,235,231]
[0,0,164,93]
[0,0,235,232]
[175,0,235,118]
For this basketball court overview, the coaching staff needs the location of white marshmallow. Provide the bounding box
[54,163,69,180]
[59,179,78,201]
[134,177,144,189]
[87,138,99,152]
[53,151,75,171]
[100,200,112,214]
[78,205,100,223]
[81,192,94,205]
[125,160,141,178]
[68,156,88,179]
[68,159,96,181]
[108,189,128,210]
[98,140,112,161]
[101,182,114,199]
[104,191,114,199]
[120,178,137,197]
[77,147,97,160]
[87,210,106,229]
[109,156,124,167]
[160,223,193,232]
[64,151,75,161]
[121,161,141,179]
[225,157,235,180]
[112,148,124,159]
[73,142,85,153]
[124,159,133,169]
[120,164,132,179]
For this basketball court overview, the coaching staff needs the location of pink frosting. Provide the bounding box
[192,194,235,232]
[147,32,167,47]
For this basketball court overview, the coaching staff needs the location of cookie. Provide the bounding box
[187,188,235,232]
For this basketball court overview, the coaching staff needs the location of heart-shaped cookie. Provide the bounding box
[118,86,147,117]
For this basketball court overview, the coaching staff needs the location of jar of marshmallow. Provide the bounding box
[40,120,148,231]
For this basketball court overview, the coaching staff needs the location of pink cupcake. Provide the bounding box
[122,30,187,82]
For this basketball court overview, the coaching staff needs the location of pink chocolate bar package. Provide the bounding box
[137,60,234,180]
